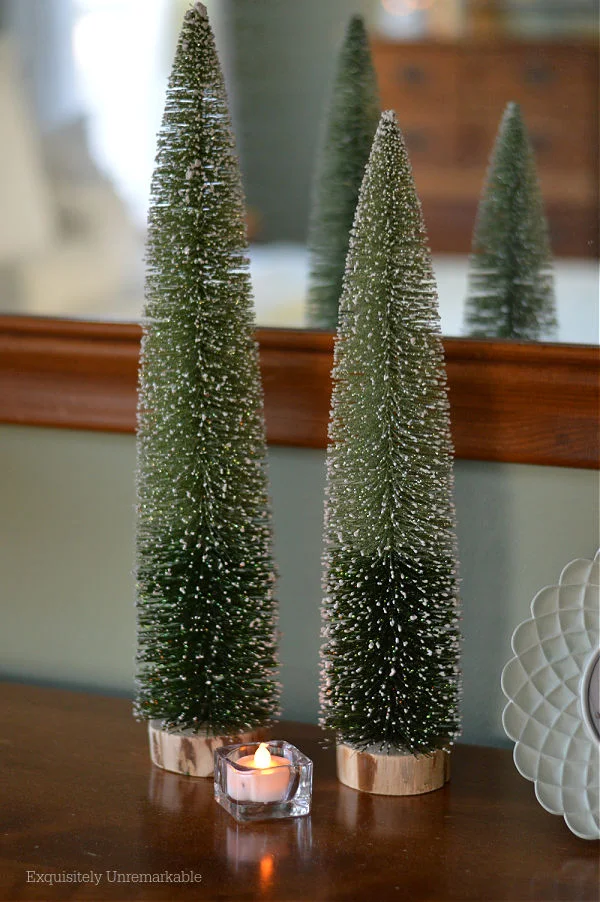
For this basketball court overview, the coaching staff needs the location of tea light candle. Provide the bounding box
[215,740,312,822]
[227,742,291,802]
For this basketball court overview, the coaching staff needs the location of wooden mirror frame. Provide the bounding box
[0,315,597,469]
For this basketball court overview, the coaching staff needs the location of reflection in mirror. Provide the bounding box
[0,0,597,342]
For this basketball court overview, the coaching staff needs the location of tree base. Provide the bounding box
[336,742,450,795]
[148,721,265,778]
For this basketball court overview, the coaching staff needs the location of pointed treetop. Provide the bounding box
[494,100,529,155]
[305,13,380,330]
[339,108,435,338]
[347,12,369,37]
[504,100,520,117]
[182,2,207,29]
[331,108,447,561]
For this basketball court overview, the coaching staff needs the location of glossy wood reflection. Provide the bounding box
[0,684,597,901]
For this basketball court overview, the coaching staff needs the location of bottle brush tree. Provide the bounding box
[464,101,557,340]
[135,2,279,736]
[306,14,380,331]
[320,111,461,756]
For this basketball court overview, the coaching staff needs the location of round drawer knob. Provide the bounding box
[398,65,427,85]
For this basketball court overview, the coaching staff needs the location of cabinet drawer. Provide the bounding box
[461,46,598,119]
[402,121,458,166]
[458,116,596,171]
[373,42,458,116]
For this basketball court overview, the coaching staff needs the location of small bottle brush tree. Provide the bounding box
[306,14,380,331]
[464,101,557,340]
[135,3,279,755]
[320,111,460,786]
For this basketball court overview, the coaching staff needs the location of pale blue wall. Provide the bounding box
[0,425,598,747]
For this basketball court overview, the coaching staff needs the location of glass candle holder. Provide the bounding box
[214,741,313,823]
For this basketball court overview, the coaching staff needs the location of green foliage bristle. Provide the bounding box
[319,111,461,754]
[135,5,280,734]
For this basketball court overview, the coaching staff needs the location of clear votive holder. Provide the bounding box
[214,741,313,823]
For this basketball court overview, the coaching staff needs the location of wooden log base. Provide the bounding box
[336,742,450,796]
[148,721,265,778]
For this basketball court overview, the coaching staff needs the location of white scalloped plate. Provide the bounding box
[501,550,600,840]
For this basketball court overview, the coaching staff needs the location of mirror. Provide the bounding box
[0,0,597,343]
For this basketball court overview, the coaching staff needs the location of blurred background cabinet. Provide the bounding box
[372,39,599,257]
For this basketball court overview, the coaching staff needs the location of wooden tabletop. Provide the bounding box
[0,683,597,901]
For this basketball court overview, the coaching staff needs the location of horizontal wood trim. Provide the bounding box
[0,317,140,434]
[0,316,598,468]
[444,339,599,468]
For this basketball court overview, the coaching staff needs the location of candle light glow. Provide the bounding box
[227,744,292,803]
[253,743,274,769]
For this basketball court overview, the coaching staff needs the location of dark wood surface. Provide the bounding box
[0,317,598,469]
[0,683,597,901]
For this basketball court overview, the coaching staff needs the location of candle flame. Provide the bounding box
[260,853,274,890]
[253,742,272,769]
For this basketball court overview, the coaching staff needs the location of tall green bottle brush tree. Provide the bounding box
[306,14,380,331]
[320,111,461,765]
[135,3,279,741]
[464,101,557,340]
